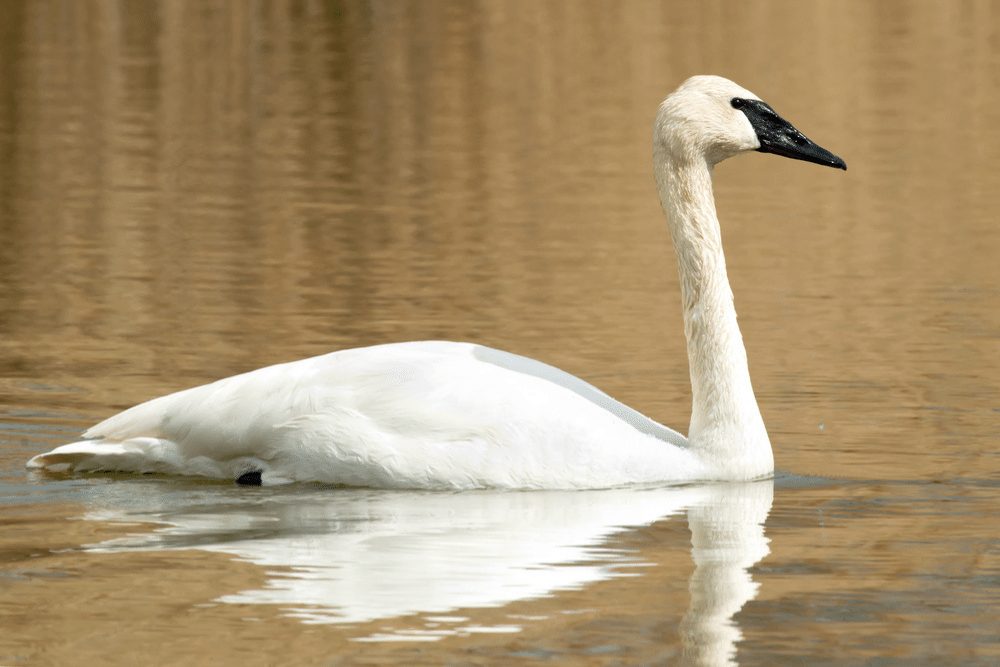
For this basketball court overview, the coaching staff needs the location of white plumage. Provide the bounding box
[31,342,703,487]
[28,75,845,488]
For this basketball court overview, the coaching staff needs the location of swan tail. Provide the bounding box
[27,438,290,485]
[26,438,181,474]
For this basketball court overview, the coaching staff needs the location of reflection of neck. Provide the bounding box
[653,147,771,475]
[678,482,774,666]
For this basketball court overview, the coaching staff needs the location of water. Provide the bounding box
[1,1,998,664]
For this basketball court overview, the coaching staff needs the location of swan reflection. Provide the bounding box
[681,481,774,666]
[83,479,772,658]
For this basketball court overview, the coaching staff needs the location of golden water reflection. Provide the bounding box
[80,481,771,656]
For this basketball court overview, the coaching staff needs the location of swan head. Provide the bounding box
[655,75,846,170]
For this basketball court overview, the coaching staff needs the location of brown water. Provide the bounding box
[1,1,998,664]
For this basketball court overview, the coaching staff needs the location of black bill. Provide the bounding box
[731,97,847,170]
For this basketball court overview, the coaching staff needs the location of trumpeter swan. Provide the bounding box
[28,75,845,489]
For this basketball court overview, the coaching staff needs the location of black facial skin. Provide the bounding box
[731,97,846,170]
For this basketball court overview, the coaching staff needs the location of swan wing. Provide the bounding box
[84,341,685,447]
[468,344,687,447]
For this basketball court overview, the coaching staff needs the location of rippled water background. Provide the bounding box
[1,1,998,664]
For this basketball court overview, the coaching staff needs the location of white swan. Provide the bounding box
[27,75,845,489]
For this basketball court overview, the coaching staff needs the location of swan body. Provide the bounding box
[28,75,845,489]
[33,342,701,488]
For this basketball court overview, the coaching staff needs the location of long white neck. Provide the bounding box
[653,147,772,476]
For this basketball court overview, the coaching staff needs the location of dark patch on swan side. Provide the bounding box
[236,470,262,486]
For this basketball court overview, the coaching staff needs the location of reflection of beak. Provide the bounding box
[736,98,847,170]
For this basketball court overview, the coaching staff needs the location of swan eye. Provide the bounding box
[731,98,746,109]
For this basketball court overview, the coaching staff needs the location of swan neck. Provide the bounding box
[653,150,770,467]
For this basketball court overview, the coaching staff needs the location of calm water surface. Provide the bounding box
[1,1,998,665]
